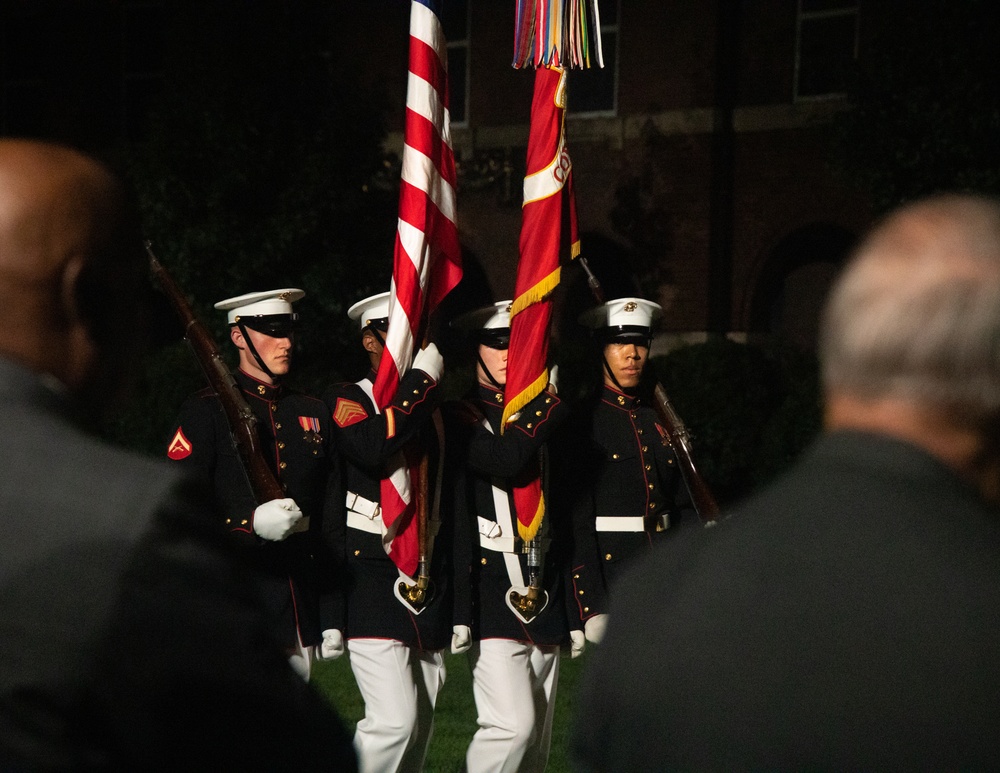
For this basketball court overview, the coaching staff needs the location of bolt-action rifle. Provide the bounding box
[147,242,301,524]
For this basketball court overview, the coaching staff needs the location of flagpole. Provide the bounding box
[398,318,435,609]
[397,455,432,607]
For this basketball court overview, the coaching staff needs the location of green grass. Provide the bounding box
[312,650,586,772]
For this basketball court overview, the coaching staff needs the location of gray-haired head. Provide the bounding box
[819,194,1000,425]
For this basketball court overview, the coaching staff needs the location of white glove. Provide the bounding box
[585,613,609,644]
[412,343,444,382]
[548,364,559,395]
[570,629,586,659]
[451,624,472,654]
[252,498,303,541]
[319,628,344,660]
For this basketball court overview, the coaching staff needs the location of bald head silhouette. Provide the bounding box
[0,139,144,410]
[820,193,1000,502]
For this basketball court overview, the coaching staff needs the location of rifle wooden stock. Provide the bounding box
[147,243,285,505]
[652,383,720,524]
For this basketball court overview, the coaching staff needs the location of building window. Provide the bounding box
[569,0,619,115]
[795,0,859,100]
[442,0,469,126]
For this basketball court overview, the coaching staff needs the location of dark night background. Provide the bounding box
[2,0,998,506]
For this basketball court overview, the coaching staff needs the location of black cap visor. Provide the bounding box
[363,317,389,333]
[236,313,299,338]
[477,329,511,350]
[598,325,652,345]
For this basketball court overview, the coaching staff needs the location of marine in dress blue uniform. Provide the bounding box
[320,292,459,773]
[442,301,572,773]
[565,297,695,645]
[167,289,334,679]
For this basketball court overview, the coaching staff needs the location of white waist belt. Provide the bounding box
[478,517,556,554]
[347,509,382,534]
[479,516,517,553]
[346,491,382,534]
[480,535,517,552]
[595,516,646,532]
[347,491,442,537]
[346,491,381,518]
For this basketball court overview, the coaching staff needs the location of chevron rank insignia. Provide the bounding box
[333,398,368,428]
[167,427,193,460]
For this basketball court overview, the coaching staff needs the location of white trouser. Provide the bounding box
[347,638,446,773]
[465,639,560,773]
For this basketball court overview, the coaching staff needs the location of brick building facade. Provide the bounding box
[2,0,875,350]
[341,0,873,350]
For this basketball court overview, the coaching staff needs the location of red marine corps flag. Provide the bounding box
[502,66,579,542]
[374,0,462,578]
[506,0,603,542]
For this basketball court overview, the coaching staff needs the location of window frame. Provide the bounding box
[568,0,620,118]
[793,0,859,102]
[445,0,471,128]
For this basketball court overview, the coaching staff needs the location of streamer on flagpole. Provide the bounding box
[512,0,605,70]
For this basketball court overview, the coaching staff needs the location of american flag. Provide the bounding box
[373,0,462,578]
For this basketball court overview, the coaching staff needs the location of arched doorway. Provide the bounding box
[747,223,857,351]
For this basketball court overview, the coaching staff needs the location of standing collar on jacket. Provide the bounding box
[236,368,283,401]
[476,382,505,409]
[601,383,641,411]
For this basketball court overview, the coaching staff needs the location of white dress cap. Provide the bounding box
[348,291,391,331]
[214,288,305,324]
[451,300,513,332]
[578,296,663,331]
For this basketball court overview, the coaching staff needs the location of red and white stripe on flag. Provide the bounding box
[373,0,462,578]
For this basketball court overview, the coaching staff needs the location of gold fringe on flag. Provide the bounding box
[518,491,546,542]
[501,266,560,427]
[502,368,551,432]
[509,267,561,318]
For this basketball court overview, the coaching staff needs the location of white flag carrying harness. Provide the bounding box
[472,411,549,624]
